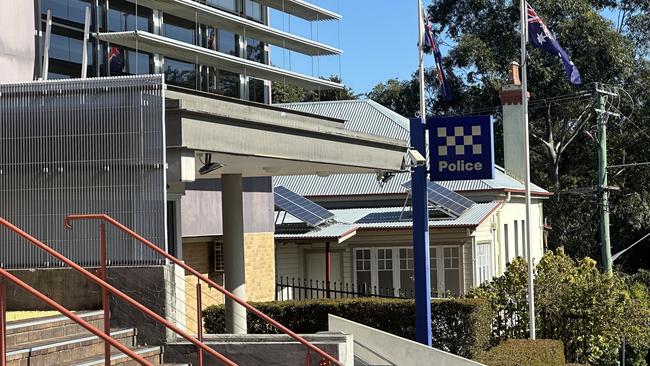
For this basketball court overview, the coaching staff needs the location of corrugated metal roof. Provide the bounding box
[274,100,549,197]
[278,100,410,141]
[275,223,357,240]
[273,166,548,197]
[277,201,501,231]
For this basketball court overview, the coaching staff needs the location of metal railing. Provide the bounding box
[0,216,237,366]
[0,269,153,366]
[64,214,343,366]
[276,277,414,301]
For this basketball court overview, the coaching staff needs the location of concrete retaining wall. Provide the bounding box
[328,314,485,366]
[164,333,353,366]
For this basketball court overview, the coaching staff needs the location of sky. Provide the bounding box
[268,2,621,96]
[270,1,430,95]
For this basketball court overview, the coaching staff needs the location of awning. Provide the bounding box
[126,0,341,56]
[254,0,341,21]
[95,31,342,90]
[275,223,358,243]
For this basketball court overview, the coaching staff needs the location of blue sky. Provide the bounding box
[269,2,620,95]
[270,0,430,95]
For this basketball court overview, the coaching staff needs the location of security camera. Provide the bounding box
[408,149,427,167]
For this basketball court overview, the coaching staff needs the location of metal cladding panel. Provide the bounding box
[0,75,166,269]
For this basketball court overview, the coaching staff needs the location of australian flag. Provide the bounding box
[109,46,124,73]
[422,9,453,101]
[527,2,582,85]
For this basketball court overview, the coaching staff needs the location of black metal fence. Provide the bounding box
[276,277,414,301]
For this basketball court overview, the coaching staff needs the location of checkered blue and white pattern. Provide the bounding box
[436,125,483,157]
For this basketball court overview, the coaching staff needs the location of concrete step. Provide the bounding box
[6,328,136,366]
[5,310,104,348]
[57,346,172,366]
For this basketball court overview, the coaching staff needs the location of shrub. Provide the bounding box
[474,339,565,366]
[468,250,650,365]
[203,297,492,359]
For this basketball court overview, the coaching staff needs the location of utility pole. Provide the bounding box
[596,83,612,273]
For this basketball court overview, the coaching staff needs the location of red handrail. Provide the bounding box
[0,217,238,366]
[64,214,344,366]
[0,268,154,366]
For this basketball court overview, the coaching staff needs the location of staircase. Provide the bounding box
[4,311,187,366]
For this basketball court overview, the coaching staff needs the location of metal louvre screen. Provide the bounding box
[0,75,167,269]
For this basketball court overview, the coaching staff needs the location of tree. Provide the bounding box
[271,75,360,103]
[469,250,650,365]
[366,78,420,118]
[368,0,650,272]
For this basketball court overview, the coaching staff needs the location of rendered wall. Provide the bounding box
[181,177,274,236]
[0,1,35,82]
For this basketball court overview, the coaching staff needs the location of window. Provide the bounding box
[42,0,91,24]
[207,69,241,98]
[476,243,492,285]
[443,247,461,296]
[521,220,527,260]
[165,58,196,88]
[399,248,414,297]
[164,15,195,45]
[205,0,237,13]
[244,0,263,22]
[504,224,510,263]
[429,248,437,297]
[355,249,371,294]
[355,246,462,298]
[218,30,238,56]
[248,78,265,103]
[213,242,224,272]
[246,38,265,63]
[377,249,394,296]
[108,2,151,32]
[514,220,519,257]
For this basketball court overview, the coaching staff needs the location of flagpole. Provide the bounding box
[418,1,427,121]
[520,0,536,340]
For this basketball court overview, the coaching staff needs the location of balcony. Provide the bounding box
[126,0,341,56]
[96,30,343,90]
[250,0,341,21]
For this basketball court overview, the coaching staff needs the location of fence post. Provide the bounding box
[0,277,6,366]
[99,223,110,366]
[196,283,203,366]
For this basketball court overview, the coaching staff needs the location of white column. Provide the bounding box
[222,174,247,334]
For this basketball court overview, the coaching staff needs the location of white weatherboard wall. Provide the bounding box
[496,198,544,270]
[328,315,485,366]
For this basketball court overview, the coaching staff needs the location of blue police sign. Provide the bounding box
[428,115,495,181]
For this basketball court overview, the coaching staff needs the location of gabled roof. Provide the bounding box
[278,100,410,141]
[276,201,502,234]
[276,100,550,197]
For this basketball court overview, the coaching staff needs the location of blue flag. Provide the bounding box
[422,9,453,101]
[527,3,582,85]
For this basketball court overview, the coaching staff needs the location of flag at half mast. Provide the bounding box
[421,9,453,101]
[527,2,582,85]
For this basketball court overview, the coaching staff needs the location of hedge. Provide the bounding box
[203,297,491,359]
[474,339,565,366]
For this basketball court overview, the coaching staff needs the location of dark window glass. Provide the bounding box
[244,0,262,22]
[165,58,196,88]
[219,30,238,56]
[217,70,240,98]
[108,2,151,32]
[163,15,195,45]
[106,45,151,75]
[248,78,265,103]
[205,0,237,13]
[48,33,85,63]
[42,0,90,24]
[246,38,264,63]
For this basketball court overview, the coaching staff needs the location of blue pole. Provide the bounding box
[410,117,432,346]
